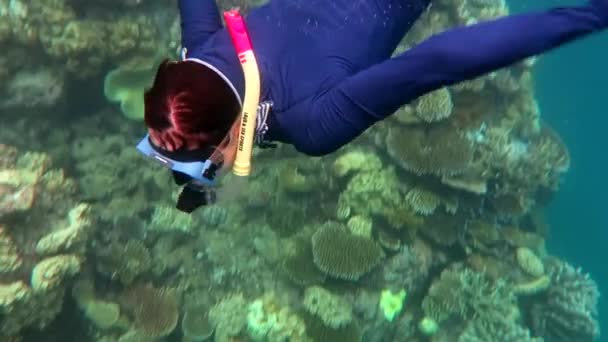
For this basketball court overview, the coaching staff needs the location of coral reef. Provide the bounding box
[0,0,600,341]
[0,145,91,337]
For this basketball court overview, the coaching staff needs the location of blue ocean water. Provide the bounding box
[511,0,608,336]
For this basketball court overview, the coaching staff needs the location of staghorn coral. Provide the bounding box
[303,286,353,329]
[530,260,600,342]
[0,145,91,336]
[472,123,570,217]
[311,223,384,281]
[422,265,516,325]
[386,124,474,177]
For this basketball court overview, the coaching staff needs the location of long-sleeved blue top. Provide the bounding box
[179,0,607,156]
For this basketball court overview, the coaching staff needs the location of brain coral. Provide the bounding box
[386,124,474,176]
[311,223,384,281]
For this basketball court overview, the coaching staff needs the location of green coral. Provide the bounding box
[104,57,160,120]
[379,289,407,322]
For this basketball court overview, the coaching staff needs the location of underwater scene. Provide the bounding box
[0,0,605,341]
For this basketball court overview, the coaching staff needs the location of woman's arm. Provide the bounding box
[179,0,223,51]
[276,4,607,156]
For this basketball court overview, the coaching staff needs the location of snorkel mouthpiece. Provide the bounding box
[176,184,217,213]
[136,134,223,213]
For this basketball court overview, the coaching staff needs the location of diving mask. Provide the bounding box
[136,134,223,213]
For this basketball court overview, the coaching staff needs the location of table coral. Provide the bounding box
[121,284,179,339]
[385,124,474,177]
[311,223,384,281]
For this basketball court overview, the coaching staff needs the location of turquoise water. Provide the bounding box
[513,0,608,336]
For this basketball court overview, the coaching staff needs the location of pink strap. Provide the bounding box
[223,9,253,54]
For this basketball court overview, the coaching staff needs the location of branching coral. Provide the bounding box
[474,123,570,217]
[530,260,600,342]
[422,265,516,325]
[311,223,384,281]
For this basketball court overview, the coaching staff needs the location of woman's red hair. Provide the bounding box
[144,59,241,151]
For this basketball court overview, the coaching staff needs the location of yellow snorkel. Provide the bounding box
[224,9,260,177]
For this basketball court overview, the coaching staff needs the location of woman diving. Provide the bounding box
[136,0,608,212]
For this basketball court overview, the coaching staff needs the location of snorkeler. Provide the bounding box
[137,0,608,212]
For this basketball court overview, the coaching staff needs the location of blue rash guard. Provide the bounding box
[179,0,607,156]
